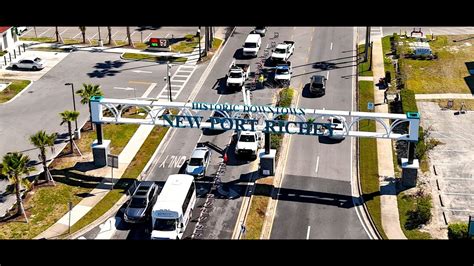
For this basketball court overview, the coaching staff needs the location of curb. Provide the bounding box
[1,80,34,105]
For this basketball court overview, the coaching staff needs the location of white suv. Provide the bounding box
[11,57,45,70]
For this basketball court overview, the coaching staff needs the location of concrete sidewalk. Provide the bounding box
[370,36,407,239]
[415,93,474,100]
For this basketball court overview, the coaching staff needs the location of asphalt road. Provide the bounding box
[0,49,184,170]
[270,27,370,239]
[106,26,304,240]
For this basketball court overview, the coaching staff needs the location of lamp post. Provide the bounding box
[166,63,173,102]
[198,27,201,61]
[65,83,80,139]
[97,26,103,47]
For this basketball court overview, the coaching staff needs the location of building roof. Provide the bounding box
[0,27,11,34]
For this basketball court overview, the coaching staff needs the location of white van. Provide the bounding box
[243,34,262,57]
[150,174,196,240]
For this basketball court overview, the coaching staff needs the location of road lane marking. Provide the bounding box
[113,87,135,91]
[73,31,82,39]
[144,32,153,42]
[132,70,152,74]
[330,42,333,50]
[111,31,119,38]
[59,28,69,35]
[322,107,325,120]
[142,83,157,98]
[326,71,329,80]
[38,27,52,37]
[315,156,320,173]
[306,226,311,239]
[129,81,151,84]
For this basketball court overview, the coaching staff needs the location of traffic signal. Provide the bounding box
[150,38,159,47]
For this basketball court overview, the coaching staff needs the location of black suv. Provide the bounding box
[124,181,159,223]
[309,75,327,96]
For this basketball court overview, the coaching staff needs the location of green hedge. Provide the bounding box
[448,223,469,239]
[400,89,418,113]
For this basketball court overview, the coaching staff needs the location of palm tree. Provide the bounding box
[30,130,57,185]
[1,152,34,223]
[60,111,80,154]
[107,26,112,45]
[79,26,86,44]
[76,83,103,131]
[126,26,132,46]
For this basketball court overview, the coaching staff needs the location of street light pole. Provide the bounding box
[98,26,102,47]
[65,83,78,132]
[167,63,172,102]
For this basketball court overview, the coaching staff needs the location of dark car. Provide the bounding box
[309,75,327,96]
[124,181,159,224]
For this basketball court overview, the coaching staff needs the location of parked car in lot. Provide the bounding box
[185,143,212,177]
[124,181,159,224]
[309,75,327,96]
[253,26,266,36]
[11,57,45,70]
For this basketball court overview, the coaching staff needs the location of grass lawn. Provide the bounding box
[122,53,187,63]
[115,40,128,46]
[399,34,474,94]
[76,123,139,155]
[0,79,31,103]
[63,39,82,45]
[0,182,90,239]
[243,179,273,239]
[170,36,200,53]
[30,47,67,53]
[133,42,148,50]
[397,192,432,239]
[69,126,169,234]
[0,50,7,56]
[358,81,388,239]
[358,44,373,77]
[19,37,56,43]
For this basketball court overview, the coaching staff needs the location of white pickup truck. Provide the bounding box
[271,41,295,62]
[274,62,292,86]
[235,131,263,159]
[226,63,250,89]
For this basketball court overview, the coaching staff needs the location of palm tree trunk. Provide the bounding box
[15,180,28,223]
[41,151,54,185]
[126,26,132,46]
[68,121,74,154]
[88,101,95,131]
[55,26,59,42]
[82,31,86,44]
[107,26,112,45]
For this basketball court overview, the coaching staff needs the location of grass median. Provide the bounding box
[358,81,388,239]
[122,53,187,63]
[397,193,432,239]
[0,79,31,103]
[243,88,294,239]
[170,35,200,53]
[68,126,169,235]
[19,37,56,43]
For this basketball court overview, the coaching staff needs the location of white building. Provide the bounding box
[0,26,18,52]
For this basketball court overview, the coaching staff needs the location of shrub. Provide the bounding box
[448,223,469,239]
[270,134,282,150]
[278,88,294,107]
[405,195,432,230]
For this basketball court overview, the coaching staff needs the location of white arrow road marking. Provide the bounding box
[113,87,135,91]
[330,42,333,50]
[315,156,320,173]
[306,226,311,239]
[159,155,169,168]
[132,70,153,74]
[326,71,329,80]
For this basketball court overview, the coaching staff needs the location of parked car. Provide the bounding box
[309,75,327,96]
[185,143,212,177]
[124,181,159,224]
[11,57,45,70]
[253,26,266,36]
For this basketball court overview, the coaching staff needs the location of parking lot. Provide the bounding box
[20,26,198,44]
[417,102,474,225]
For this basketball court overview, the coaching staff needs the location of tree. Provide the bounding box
[76,83,103,131]
[126,26,132,46]
[30,130,57,185]
[107,26,112,45]
[60,110,80,154]
[1,152,34,222]
[79,26,86,44]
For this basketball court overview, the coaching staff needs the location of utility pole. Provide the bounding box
[98,26,102,46]
[198,27,201,61]
[55,26,59,42]
[364,26,371,63]
[209,27,213,49]
[204,26,210,53]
